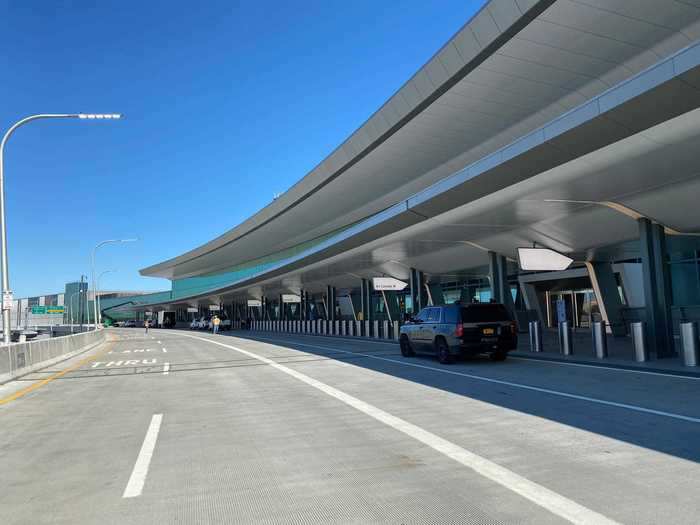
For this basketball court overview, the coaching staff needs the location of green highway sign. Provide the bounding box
[31,306,65,315]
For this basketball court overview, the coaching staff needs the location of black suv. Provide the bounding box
[399,303,517,363]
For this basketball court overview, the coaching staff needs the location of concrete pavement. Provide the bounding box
[1,327,699,524]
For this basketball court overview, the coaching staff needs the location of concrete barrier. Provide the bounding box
[0,329,106,384]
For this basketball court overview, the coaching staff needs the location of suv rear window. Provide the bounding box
[461,304,510,323]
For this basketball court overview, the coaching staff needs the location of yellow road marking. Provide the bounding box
[0,338,115,406]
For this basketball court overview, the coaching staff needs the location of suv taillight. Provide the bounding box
[455,323,463,337]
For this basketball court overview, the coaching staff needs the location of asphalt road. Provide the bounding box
[1,328,699,524]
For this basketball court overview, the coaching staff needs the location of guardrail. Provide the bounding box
[0,329,106,384]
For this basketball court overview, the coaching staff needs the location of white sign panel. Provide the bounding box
[209,305,221,311]
[517,247,574,271]
[187,307,198,313]
[282,294,301,303]
[247,299,261,307]
[372,277,408,291]
[2,291,13,310]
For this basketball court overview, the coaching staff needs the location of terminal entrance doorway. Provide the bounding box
[546,289,600,329]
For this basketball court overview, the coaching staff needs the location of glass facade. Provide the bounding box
[669,250,700,306]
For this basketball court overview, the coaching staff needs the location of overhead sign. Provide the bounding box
[282,294,301,303]
[187,307,198,313]
[517,247,574,271]
[2,291,13,311]
[247,299,261,307]
[372,277,408,291]
[47,306,65,314]
[209,305,221,311]
[31,306,46,314]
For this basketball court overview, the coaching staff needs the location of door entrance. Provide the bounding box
[546,289,600,329]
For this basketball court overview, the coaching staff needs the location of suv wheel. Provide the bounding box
[490,350,507,361]
[400,335,415,357]
[435,338,453,364]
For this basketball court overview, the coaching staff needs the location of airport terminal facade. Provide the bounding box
[109,0,700,360]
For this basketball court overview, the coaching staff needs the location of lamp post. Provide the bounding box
[91,239,136,329]
[96,269,115,325]
[69,290,83,334]
[0,113,122,344]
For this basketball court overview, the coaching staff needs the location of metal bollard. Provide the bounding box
[364,320,370,337]
[631,321,648,362]
[529,320,542,352]
[382,320,389,340]
[680,321,699,367]
[373,320,380,339]
[355,320,361,337]
[592,321,608,359]
[393,320,400,341]
[334,320,340,335]
[558,320,573,356]
[340,320,346,336]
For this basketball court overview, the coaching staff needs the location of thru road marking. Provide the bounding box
[123,414,163,498]
[162,363,170,375]
[180,333,619,525]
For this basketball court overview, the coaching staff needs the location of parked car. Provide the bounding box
[123,320,136,328]
[399,303,517,364]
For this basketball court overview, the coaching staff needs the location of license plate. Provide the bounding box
[482,328,495,335]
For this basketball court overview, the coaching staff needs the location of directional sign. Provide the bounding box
[247,299,261,307]
[47,306,65,314]
[186,307,198,313]
[282,294,301,303]
[372,277,408,291]
[31,306,46,314]
[517,247,573,271]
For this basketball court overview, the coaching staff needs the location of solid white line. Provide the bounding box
[180,333,618,525]
[122,414,163,498]
[250,335,700,425]
[162,348,167,353]
[162,363,170,375]
[157,340,162,344]
[276,333,700,381]
[509,356,700,381]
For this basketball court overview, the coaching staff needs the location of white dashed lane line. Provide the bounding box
[123,414,163,498]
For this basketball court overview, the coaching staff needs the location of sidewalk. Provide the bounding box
[513,328,699,377]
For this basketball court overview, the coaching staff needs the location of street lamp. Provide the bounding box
[91,239,136,328]
[0,113,122,344]
[96,269,116,325]
[69,290,83,334]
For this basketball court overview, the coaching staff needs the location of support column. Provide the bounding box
[409,268,419,314]
[585,261,626,337]
[489,251,500,303]
[497,255,516,314]
[639,218,675,357]
[361,278,371,321]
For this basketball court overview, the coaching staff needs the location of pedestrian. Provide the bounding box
[212,315,220,334]
[144,319,149,335]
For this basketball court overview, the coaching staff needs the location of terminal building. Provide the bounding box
[128,0,700,360]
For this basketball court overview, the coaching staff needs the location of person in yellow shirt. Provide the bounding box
[212,315,221,334]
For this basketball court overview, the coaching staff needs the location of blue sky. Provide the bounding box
[0,0,484,298]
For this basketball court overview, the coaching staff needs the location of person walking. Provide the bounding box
[144,319,150,335]
[212,315,221,334]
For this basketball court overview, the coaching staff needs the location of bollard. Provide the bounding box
[364,320,370,337]
[529,320,542,352]
[558,320,573,356]
[340,320,346,336]
[373,320,380,339]
[382,320,389,340]
[334,320,340,336]
[631,321,648,362]
[592,321,608,359]
[393,320,400,341]
[680,321,699,367]
[355,320,361,337]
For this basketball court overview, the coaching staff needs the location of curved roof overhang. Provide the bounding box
[141,0,700,280]
[136,42,700,307]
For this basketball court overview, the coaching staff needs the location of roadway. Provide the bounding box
[1,328,699,524]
